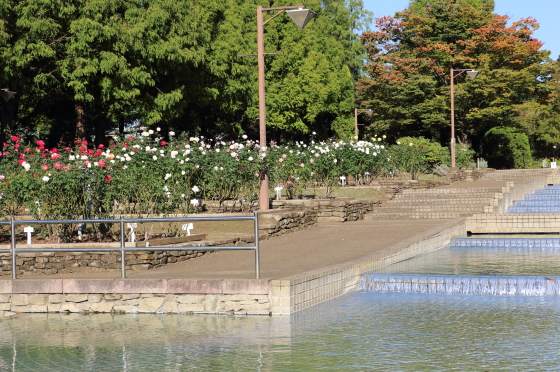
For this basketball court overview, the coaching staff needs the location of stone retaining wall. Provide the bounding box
[0,236,256,277]
[0,278,270,316]
[270,199,381,223]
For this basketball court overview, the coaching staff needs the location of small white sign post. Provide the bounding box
[274,186,283,200]
[77,223,86,241]
[552,162,557,169]
[24,226,34,245]
[182,223,194,236]
[127,223,137,242]
[339,176,346,187]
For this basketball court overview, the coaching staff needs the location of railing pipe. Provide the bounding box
[4,214,261,279]
[10,218,16,279]
[254,212,260,279]
[120,216,126,278]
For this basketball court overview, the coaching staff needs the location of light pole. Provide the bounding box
[251,5,315,210]
[354,108,373,139]
[450,68,478,168]
[0,89,16,103]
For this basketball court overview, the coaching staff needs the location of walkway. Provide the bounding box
[35,219,448,280]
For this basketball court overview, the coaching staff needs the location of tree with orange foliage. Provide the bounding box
[357,1,552,160]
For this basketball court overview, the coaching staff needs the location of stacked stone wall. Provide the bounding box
[0,236,256,277]
[270,199,381,223]
[1,293,270,316]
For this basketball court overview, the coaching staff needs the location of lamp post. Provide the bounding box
[252,5,315,210]
[354,108,373,139]
[450,68,478,168]
[0,89,16,103]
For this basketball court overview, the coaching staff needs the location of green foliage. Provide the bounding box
[389,141,431,180]
[0,0,372,144]
[409,0,494,13]
[396,137,450,166]
[483,126,532,169]
[331,115,355,140]
[454,143,476,168]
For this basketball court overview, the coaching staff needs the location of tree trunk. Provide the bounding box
[0,98,15,153]
[75,100,87,142]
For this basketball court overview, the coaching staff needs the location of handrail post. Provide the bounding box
[120,216,126,278]
[254,212,260,279]
[10,218,16,279]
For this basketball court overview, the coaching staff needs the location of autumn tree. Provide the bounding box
[357,1,551,161]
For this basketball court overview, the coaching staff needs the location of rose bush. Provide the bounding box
[0,131,450,240]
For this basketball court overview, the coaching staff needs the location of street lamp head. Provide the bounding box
[466,70,479,80]
[286,8,316,29]
[0,89,16,103]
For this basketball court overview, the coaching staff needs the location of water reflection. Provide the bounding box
[2,294,560,371]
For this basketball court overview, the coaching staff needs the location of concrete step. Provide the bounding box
[398,187,503,194]
[392,192,499,200]
[384,198,494,206]
[480,170,558,181]
[365,212,472,220]
[375,205,488,213]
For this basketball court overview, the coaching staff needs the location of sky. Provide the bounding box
[362,0,560,60]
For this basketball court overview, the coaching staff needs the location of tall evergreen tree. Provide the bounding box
[0,0,371,145]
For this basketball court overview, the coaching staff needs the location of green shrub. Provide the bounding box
[455,143,476,168]
[396,137,450,166]
[389,141,430,180]
[483,127,532,169]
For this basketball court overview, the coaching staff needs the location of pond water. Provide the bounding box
[2,293,560,371]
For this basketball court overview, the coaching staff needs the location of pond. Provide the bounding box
[1,292,559,371]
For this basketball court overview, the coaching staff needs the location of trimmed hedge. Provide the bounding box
[483,127,532,169]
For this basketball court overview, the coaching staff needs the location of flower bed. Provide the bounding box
[0,131,397,240]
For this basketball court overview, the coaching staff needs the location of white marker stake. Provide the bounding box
[182,223,194,236]
[340,176,346,187]
[274,186,283,200]
[127,223,137,242]
[77,223,86,241]
[24,226,34,245]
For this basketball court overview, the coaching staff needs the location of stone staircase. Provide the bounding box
[365,187,503,220]
[365,169,560,220]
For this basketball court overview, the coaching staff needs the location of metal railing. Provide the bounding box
[0,214,260,279]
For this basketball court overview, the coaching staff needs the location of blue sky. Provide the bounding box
[362,0,560,60]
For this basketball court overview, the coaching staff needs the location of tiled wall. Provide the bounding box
[269,218,466,314]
